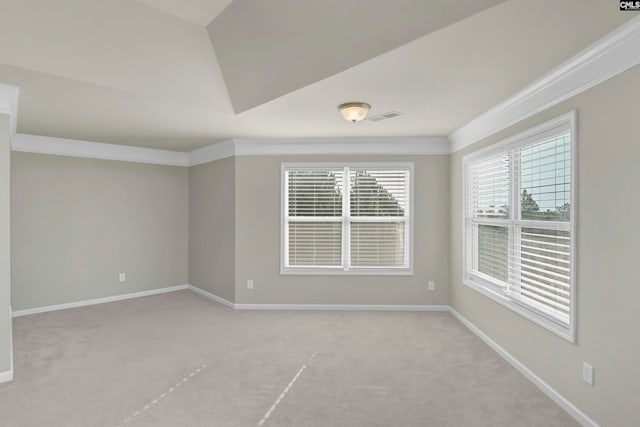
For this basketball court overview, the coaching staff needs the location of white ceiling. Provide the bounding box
[135,0,234,25]
[0,0,633,151]
[207,0,506,112]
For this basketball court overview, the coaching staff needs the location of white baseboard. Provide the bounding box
[234,303,450,311]
[187,285,448,312]
[0,307,14,383]
[12,285,190,317]
[449,308,597,427]
[187,285,235,309]
[0,369,12,383]
[3,283,595,425]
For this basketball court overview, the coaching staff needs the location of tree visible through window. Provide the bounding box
[464,113,575,341]
[283,165,411,273]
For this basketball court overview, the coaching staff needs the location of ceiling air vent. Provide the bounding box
[367,111,404,122]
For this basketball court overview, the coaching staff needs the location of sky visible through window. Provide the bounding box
[520,133,571,221]
[475,133,571,221]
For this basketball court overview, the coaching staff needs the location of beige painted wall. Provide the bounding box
[0,114,11,373]
[450,65,640,426]
[234,155,450,305]
[189,157,236,302]
[11,153,189,311]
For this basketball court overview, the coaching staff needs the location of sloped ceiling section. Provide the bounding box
[207,0,507,113]
[136,0,234,25]
[0,0,633,150]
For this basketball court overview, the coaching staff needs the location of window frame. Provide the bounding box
[281,162,414,276]
[462,111,577,343]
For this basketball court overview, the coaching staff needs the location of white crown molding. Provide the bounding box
[189,136,450,166]
[188,139,235,166]
[6,17,640,161]
[449,308,597,427]
[233,137,451,156]
[11,135,450,167]
[12,133,189,166]
[0,83,19,135]
[449,15,640,153]
[12,284,190,317]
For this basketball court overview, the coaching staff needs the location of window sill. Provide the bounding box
[463,278,575,343]
[281,267,414,276]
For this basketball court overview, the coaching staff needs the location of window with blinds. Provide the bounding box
[283,164,412,274]
[463,112,576,342]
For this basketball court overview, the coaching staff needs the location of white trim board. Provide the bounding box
[11,134,190,167]
[0,369,12,384]
[188,288,596,425]
[11,285,189,317]
[234,303,450,311]
[449,308,598,427]
[0,307,13,384]
[187,136,451,166]
[0,83,19,135]
[187,285,235,309]
[13,134,450,167]
[188,285,448,311]
[3,284,601,425]
[188,139,235,166]
[232,137,450,157]
[5,16,640,162]
[450,15,640,153]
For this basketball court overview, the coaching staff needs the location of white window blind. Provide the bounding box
[283,164,412,274]
[464,113,576,341]
[287,169,344,268]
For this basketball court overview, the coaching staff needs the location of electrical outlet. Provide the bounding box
[428,280,435,291]
[119,273,126,282]
[583,362,594,385]
[247,279,254,290]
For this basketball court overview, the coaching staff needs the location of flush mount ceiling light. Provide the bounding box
[338,102,371,123]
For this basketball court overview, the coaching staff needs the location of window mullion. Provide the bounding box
[404,169,411,269]
[510,148,522,296]
[284,170,290,268]
[342,166,350,270]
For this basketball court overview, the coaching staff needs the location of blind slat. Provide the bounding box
[286,166,410,269]
[466,127,573,329]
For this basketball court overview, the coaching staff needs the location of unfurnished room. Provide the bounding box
[0,1,639,426]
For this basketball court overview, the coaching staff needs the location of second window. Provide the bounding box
[282,163,412,274]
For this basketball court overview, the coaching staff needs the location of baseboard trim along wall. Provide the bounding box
[11,285,190,317]
[187,285,449,311]
[449,308,597,427]
[1,308,14,383]
[0,308,12,383]
[234,303,450,311]
[5,284,595,425]
[187,285,235,308]
[187,287,593,425]
[0,369,12,383]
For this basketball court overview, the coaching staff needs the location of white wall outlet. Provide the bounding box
[247,279,254,290]
[583,362,594,385]
[428,280,435,291]
[119,273,126,282]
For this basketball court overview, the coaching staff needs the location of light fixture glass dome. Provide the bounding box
[338,102,371,123]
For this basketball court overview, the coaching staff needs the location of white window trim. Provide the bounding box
[281,162,414,276]
[462,111,577,343]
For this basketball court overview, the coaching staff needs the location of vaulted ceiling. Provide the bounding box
[0,0,632,151]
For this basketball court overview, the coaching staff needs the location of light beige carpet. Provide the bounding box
[0,290,578,426]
